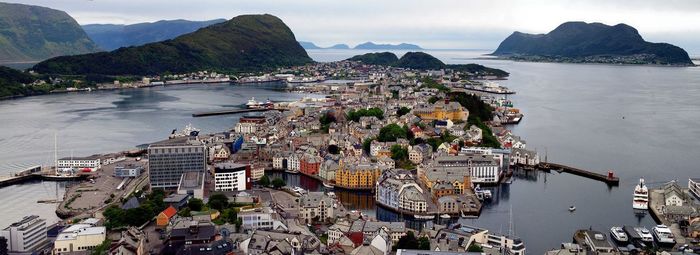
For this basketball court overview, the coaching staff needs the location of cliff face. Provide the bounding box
[493,22,693,65]
[34,14,313,75]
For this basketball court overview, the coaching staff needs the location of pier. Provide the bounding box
[537,162,619,185]
[192,108,284,117]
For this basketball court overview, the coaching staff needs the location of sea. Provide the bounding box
[1,49,699,254]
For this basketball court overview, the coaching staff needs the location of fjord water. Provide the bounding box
[0,49,698,253]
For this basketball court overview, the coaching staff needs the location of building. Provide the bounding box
[348,220,406,245]
[177,172,205,199]
[319,159,339,182]
[299,192,337,223]
[250,164,265,181]
[422,154,500,184]
[510,148,539,166]
[690,178,700,199]
[114,164,143,178]
[234,122,258,134]
[376,169,427,213]
[408,144,432,164]
[335,160,387,189]
[430,224,525,255]
[300,154,322,176]
[57,155,101,171]
[156,206,177,228]
[237,207,287,231]
[413,99,469,122]
[662,181,688,206]
[108,227,145,255]
[148,138,207,188]
[581,230,615,254]
[0,215,47,253]
[163,193,191,210]
[53,224,106,254]
[213,162,250,192]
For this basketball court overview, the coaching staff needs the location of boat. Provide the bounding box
[610,227,629,242]
[292,186,307,196]
[322,182,334,189]
[169,123,200,139]
[633,177,649,210]
[652,225,676,244]
[440,214,451,219]
[474,185,489,201]
[246,97,263,109]
[568,206,576,212]
[635,227,654,242]
[483,190,493,199]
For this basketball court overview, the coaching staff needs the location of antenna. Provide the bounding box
[54,133,58,175]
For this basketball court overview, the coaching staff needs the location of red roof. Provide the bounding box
[161,205,177,218]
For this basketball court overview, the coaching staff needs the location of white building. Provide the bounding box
[690,178,700,199]
[234,122,258,134]
[299,192,337,223]
[57,155,101,171]
[213,163,249,192]
[0,215,47,253]
[114,164,143,178]
[53,224,106,254]
[237,207,287,231]
[288,154,300,172]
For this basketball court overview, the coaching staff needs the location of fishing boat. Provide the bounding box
[633,177,649,210]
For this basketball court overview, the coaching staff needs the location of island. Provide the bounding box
[492,21,693,66]
[347,51,510,78]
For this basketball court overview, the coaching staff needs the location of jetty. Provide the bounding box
[192,108,285,117]
[537,162,619,185]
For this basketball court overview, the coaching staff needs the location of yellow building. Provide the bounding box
[53,224,106,254]
[414,99,469,122]
[334,161,387,190]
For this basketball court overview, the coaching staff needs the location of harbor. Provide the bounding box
[536,162,620,185]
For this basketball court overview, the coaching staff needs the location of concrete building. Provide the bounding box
[299,192,337,223]
[148,138,207,188]
[53,224,106,254]
[213,162,250,192]
[0,215,47,253]
[413,99,469,122]
[114,164,143,178]
[376,169,427,213]
[177,172,205,199]
[57,155,101,171]
[422,154,500,185]
[237,207,287,231]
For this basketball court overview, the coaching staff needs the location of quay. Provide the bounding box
[648,188,687,249]
[537,162,619,185]
[192,108,284,117]
[0,173,86,188]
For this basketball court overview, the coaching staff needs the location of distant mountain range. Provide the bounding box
[0,2,99,64]
[493,21,693,65]
[33,14,312,75]
[347,52,509,77]
[82,19,226,51]
[299,41,422,50]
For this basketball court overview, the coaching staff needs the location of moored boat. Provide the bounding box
[633,177,649,210]
[610,227,629,242]
[652,225,675,244]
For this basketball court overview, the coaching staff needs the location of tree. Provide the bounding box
[378,124,407,142]
[188,198,204,211]
[468,243,484,252]
[208,193,229,211]
[91,239,112,255]
[272,178,286,189]
[259,174,270,187]
[390,145,408,161]
[418,237,431,250]
[347,107,384,122]
[363,137,375,154]
[397,107,411,116]
[328,144,340,155]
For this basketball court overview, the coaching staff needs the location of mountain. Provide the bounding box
[0,2,99,64]
[33,14,313,75]
[298,41,321,49]
[346,52,509,77]
[493,22,693,65]
[328,44,350,49]
[82,19,226,51]
[354,42,422,50]
[347,52,398,66]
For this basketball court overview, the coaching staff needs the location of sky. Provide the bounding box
[5,0,700,52]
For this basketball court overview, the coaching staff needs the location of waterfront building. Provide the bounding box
[57,155,101,171]
[213,162,250,192]
[335,160,387,189]
[288,153,301,172]
[250,164,265,181]
[237,207,287,231]
[299,192,337,223]
[108,227,145,255]
[319,159,339,182]
[300,154,322,176]
[53,224,107,254]
[422,154,500,185]
[177,172,205,199]
[0,215,47,253]
[113,164,143,178]
[510,148,540,166]
[662,181,688,206]
[413,99,469,122]
[148,138,207,188]
[581,230,615,254]
[690,178,700,199]
[376,169,427,213]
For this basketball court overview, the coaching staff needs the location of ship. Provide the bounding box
[652,225,676,244]
[610,227,629,242]
[169,123,200,139]
[633,177,649,210]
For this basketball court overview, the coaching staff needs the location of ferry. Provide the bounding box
[633,177,649,210]
[635,227,654,243]
[610,227,629,242]
[652,225,676,244]
[246,97,274,109]
[169,123,200,139]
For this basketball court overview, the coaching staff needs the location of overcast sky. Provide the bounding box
[6,0,700,52]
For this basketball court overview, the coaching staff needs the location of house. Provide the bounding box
[299,192,338,223]
[168,220,217,245]
[237,207,288,231]
[108,227,145,255]
[239,229,322,254]
[156,206,177,228]
[408,144,432,164]
[662,181,688,207]
[413,99,469,122]
[163,193,190,210]
[689,178,700,200]
[300,154,322,176]
[510,148,540,166]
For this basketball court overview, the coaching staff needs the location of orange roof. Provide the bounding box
[161,205,177,218]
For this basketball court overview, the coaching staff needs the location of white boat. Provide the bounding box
[610,227,629,242]
[635,227,654,242]
[322,182,334,189]
[169,123,200,139]
[652,225,676,244]
[246,97,263,108]
[414,215,435,220]
[440,214,451,219]
[633,177,649,210]
[568,206,576,212]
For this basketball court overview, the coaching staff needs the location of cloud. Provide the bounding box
[4,0,700,51]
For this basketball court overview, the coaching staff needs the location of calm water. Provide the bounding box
[1,50,699,253]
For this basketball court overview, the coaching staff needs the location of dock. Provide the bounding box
[537,162,619,185]
[192,108,284,117]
